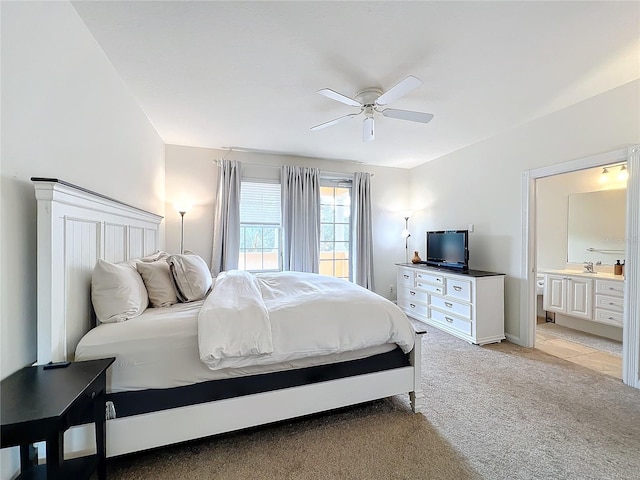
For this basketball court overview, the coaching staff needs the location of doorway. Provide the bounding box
[520,145,640,389]
[534,166,625,378]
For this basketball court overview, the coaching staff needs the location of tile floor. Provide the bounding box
[535,323,622,379]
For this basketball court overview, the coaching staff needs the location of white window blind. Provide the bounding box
[240,181,281,224]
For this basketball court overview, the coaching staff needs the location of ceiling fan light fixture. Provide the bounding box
[363,117,374,142]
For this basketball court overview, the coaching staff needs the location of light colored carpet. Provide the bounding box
[100,327,640,480]
[537,322,623,356]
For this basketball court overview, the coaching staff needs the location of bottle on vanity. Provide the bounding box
[614,260,622,276]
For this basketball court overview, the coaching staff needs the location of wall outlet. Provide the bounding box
[389,284,394,293]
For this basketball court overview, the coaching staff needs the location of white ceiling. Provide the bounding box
[72,1,639,169]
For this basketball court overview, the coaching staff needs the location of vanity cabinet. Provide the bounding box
[594,279,624,327]
[396,264,505,345]
[543,274,593,320]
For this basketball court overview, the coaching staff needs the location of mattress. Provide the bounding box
[75,301,397,393]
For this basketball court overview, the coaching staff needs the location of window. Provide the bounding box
[319,182,351,280]
[239,181,281,272]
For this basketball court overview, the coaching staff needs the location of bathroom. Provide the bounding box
[535,162,627,378]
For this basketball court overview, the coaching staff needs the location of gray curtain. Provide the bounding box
[211,159,241,276]
[281,166,320,273]
[351,172,374,289]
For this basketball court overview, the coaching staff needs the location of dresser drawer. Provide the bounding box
[397,269,414,287]
[400,287,428,305]
[595,279,624,297]
[416,271,444,286]
[595,294,624,313]
[430,309,472,336]
[446,278,472,302]
[430,295,471,319]
[594,308,623,327]
[398,296,428,320]
[416,281,444,295]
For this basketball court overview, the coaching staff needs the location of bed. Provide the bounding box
[32,177,425,458]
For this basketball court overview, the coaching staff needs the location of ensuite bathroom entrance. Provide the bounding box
[533,163,626,379]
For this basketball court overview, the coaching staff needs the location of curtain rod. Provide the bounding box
[212,160,373,177]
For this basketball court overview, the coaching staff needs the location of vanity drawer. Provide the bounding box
[430,295,471,319]
[416,281,444,295]
[430,309,472,336]
[446,278,472,302]
[594,308,623,327]
[401,287,428,305]
[397,269,414,287]
[416,271,444,286]
[398,296,428,320]
[595,279,624,297]
[595,294,624,313]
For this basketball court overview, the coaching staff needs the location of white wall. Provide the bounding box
[408,80,639,341]
[0,2,165,475]
[536,166,627,270]
[165,145,410,300]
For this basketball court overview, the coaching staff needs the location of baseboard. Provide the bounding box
[505,333,522,346]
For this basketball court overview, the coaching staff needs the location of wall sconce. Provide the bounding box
[174,202,192,254]
[600,163,628,184]
[599,167,609,183]
[617,165,628,182]
[401,216,411,264]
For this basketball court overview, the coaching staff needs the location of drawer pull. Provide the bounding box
[445,317,454,323]
[445,302,453,308]
[436,278,442,283]
[609,302,616,306]
[609,287,615,290]
[453,286,462,291]
[609,317,615,320]
[436,288,442,293]
[403,275,410,279]
[410,303,416,308]
[410,291,416,296]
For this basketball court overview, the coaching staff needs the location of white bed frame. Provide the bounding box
[33,178,425,458]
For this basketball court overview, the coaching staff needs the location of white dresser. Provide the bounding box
[396,264,505,345]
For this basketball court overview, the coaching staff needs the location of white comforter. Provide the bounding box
[198,270,415,370]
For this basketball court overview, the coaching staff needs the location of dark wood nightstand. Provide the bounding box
[1,358,115,480]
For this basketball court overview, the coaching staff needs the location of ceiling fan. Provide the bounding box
[311,75,433,142]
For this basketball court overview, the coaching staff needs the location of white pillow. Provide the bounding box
[137,260,178,308]
[167,254,212,302]
[91,259,149,323]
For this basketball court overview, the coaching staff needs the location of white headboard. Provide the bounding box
[32,178,163,363]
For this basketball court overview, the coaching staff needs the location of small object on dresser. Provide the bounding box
[411,251,421,264]
[614,260,622,275]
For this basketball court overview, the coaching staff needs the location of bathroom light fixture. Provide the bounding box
[617,165,628,182]
[599,162,627,184]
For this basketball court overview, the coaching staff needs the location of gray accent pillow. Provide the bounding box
[167,254,212,302]
[136,260,179,308]
[91,259,149,323]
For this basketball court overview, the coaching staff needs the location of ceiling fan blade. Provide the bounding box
[317,88,362,107]
[310,113,359,131]
[362,117,375,142]
[375,75,423,106]
[381,108,434,124]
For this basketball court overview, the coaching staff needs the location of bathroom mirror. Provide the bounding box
[567,189,626,265]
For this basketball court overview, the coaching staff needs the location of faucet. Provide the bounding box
[584,261,594,273]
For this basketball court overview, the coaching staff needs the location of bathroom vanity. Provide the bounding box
[541,270,624,331]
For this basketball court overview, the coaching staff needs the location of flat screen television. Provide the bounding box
[425,230,469,270]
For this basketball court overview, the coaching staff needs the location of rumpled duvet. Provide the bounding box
[198,270,414,370]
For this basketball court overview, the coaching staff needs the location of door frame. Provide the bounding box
[520,145,640,389]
